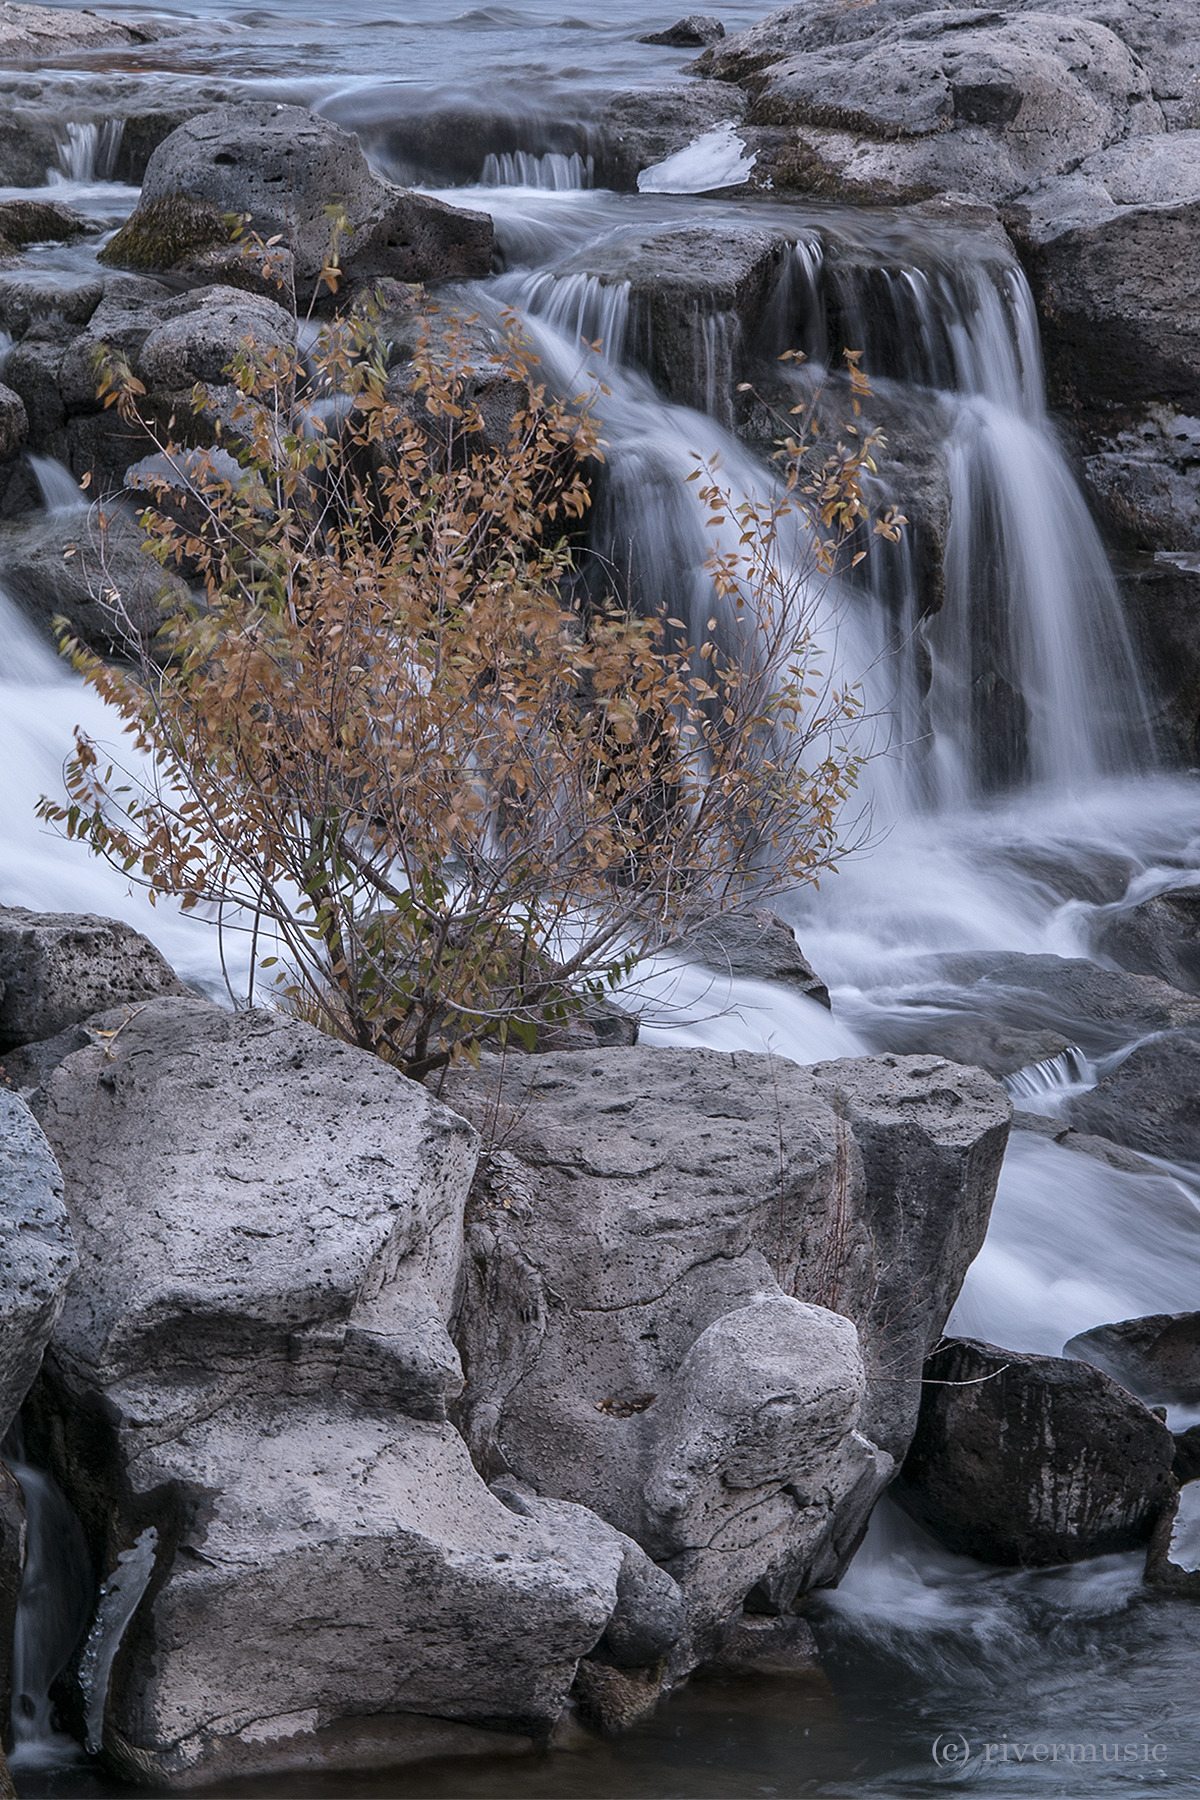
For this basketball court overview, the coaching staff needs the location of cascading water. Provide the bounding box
[480,149,592,189]
[48,119,124,186]
[1,1432,92,1772]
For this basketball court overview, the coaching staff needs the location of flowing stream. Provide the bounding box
[2,1,1200,1793]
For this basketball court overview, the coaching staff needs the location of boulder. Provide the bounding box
[448,1046,1008,1642]
[116,104,492,296]
[555,221,791,409]
[673,907,831,1007]
[0,504,191,656]
[0,199,92,257]
[1091,887,1200,995]
[1066,1031,1200,1161]
[0,4,169,58]
[0,386,26,463]
[27,997,661,1784]
[1010,134,1200,425]
[1145,1481,1200,1597]
[867,1013,1071,1079]
[895,1337,1176,1564]
[904,950,1200,1053]
[1065,1311,1200,1406]
[99,194,293,299]
[696,6,1160,205]
[0,906,187,1051]
[589,84,750,190]
[0,1091,76,1435]
[54,280,293,491]
[0,110,61,188]
[639,16,726,48]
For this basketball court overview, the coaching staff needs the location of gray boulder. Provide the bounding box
[0,1092,76,1435]
[1066,1311,1200,1406]
[1067,1032,1200,1161]
[673,907,830,1007]
[639,16,726,48]
[0,504,191,656]
[1010,134,1200,424]
[590,84,750,189]
[119,104,492,295]
[556,221,791,409]
[0,4,170,57]
[904,950,1200,1052]
[0,385,26,462]
[696,7,1159,205]
[448,1046,1008,1643]
[28,997,659,1784]
[896,1337,1176,1564]
[0,109,61,188]
[1091,887,1200,995]
[0,906,187,1051]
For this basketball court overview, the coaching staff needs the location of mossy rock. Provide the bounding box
[99,193,235,272]
[0,198,93,249]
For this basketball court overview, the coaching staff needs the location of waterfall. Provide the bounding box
[496,269,633,366]
[47,118,124,186]
[26,456,89,515]
[767,245,1157,806]
[2,1434,92,1769]
[480,149,592,189]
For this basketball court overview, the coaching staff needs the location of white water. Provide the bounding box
[48,119,124,187]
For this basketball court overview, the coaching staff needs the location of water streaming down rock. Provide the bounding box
[480,149,592,189]
[48,119,124,187]
[25,457,88,516]
[2,1433,92,1771]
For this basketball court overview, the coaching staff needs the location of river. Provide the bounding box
[2,0,1200,1793]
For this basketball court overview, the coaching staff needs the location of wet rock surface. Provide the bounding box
[0,504,191,656]
[904,950,1200,1053]
[1067,1031,1200,1161]
[117,104,493,294]
[1091,886,1200,994]
[896,1337,1177,1564]
[673,908,831,1008]
[1065,1310,1200,1405]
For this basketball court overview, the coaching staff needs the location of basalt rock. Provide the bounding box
[1009,134,1200,427]
[555,220,791,409]
[0,4,172,59]
[116,104,492,296]
[895,1337,1176,1564]
[903,950,1200,1054]
[0,1091,76,1435]
[0,504,191,657]
[695,5,1160,206]
[1067,1031,1200,1162]
[639,17,726,49]
[0,907,187,1051]
[1091,887,1200,996]
[673,907,831,1008]
[448,1046,1008,1647]
[0,199,92,256]
[1065,1311,1200,1407]
[0,387,27,463]
[590,85,750,190]
[27,996,667,1786]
